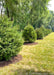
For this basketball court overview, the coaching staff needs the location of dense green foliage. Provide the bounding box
[0,0,51,30]
[45,11,54,32]
[52,26,54,32]
[44,29,52,36]
[40,25,52,36]
[40,25,46,36]
[0,16,23,61]
[0,0,53,61]
[23,25,37,43]
[36,28,44,39]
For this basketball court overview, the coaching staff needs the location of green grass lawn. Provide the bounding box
[0,32,54,75]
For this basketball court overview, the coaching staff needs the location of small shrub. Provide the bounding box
[52,26,54,32]
[0,16,23,61]
[23,25,37,43]
[40,25,46,36]
[36,28,44,39]
[40,25,52,36]
[44,29,52,36]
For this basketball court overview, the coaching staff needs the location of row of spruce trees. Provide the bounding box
[0,16,52,61]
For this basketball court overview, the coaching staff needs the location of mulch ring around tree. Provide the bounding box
[24,42,38,45]
[0,54,22,67]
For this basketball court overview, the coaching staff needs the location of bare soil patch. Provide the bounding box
[24,42,38,45]
[0,54,22,67]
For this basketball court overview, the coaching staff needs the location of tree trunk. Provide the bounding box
[11,16,13,21]
[1,9,2,17]
[6,8,10,18]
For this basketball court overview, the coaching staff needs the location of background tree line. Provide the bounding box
[0,0,54,31]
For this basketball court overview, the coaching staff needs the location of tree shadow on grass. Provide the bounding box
[13,68,54,75]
